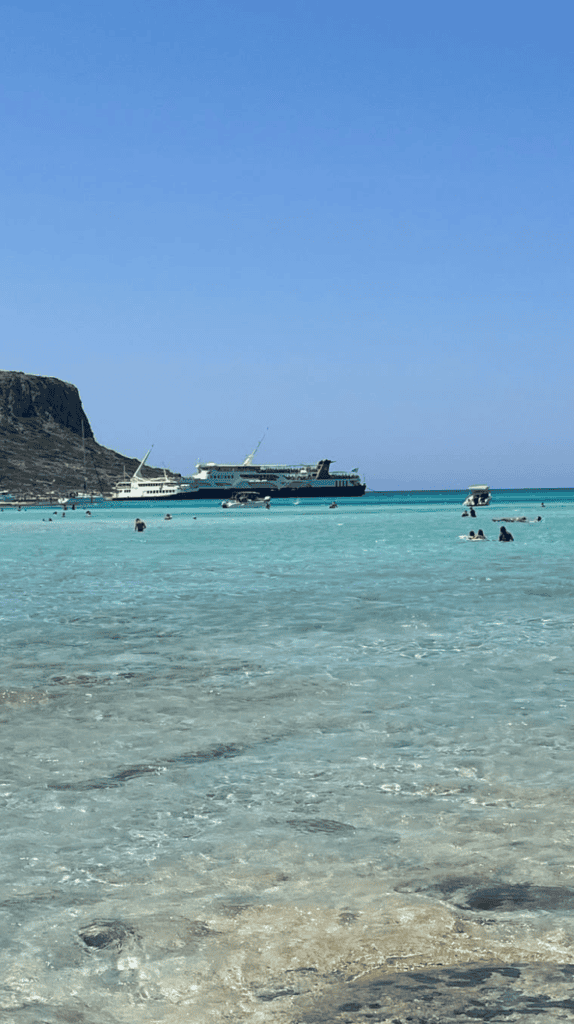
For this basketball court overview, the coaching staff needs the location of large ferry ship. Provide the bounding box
[180,451,366,500]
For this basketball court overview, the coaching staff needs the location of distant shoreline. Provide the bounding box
[2,486,573,511]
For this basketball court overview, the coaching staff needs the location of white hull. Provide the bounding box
[463,486,492,507]
[462,496,491,506]
[221,495,271,508]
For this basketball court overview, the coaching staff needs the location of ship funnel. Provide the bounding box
[315,459,332,479]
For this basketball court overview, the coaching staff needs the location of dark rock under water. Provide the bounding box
[397,876,574,913]
[296,962,574,1023]
[79,919,139,953]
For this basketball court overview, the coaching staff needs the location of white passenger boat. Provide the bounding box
[109,450,192,502]
[463,485,492,507]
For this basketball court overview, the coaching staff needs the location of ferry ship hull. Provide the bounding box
[177,484,367,499]
[111,483,366,501]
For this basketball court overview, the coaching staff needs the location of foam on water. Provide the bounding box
[1,493,574,1021]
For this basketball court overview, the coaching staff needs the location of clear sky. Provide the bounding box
[2,0,572,489]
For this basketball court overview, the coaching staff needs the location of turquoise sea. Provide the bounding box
[2,490,574,1022]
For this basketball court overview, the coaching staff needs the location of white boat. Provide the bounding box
[463,485,492,507]
[58,491,95,506]
[221,492,271,509]
[109,450,192,501]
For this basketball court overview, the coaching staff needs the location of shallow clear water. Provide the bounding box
[1,492,574,1022]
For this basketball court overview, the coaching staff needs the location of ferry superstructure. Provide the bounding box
[181,456,366,499]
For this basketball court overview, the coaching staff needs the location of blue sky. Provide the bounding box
[2,0,573,488]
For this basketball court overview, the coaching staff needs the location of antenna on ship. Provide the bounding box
[242,428,268,466]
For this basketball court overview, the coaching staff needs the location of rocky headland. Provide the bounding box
[0,371,174,499]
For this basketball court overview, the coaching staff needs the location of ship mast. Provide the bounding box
[133,447,153,479]
[242,429,268,466]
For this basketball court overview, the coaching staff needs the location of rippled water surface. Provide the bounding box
[1,491,574,1022]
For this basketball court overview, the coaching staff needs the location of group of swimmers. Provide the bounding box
[40,512,176,530]
[467,526,514,542]
[463,502,544,542]
[42,508,92,521]
[134,514,198,531]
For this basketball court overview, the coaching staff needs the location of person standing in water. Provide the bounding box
[499,526,514,542]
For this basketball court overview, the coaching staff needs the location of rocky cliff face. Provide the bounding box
[0,371,169,497]
[0,372,94,439]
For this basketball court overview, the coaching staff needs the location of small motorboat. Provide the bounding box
[463,485,491,507]
[221,492,271,509]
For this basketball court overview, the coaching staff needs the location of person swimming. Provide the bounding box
[493,516,541,523]
[499,526,514,542]
[164,514,173,520]
[476,529,488,540]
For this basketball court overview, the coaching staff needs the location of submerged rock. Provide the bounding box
[402,876,574,913]
[286,818,356,833]
[79,919,138,952]
[464,883,574,912]
[296,962,574,1023]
